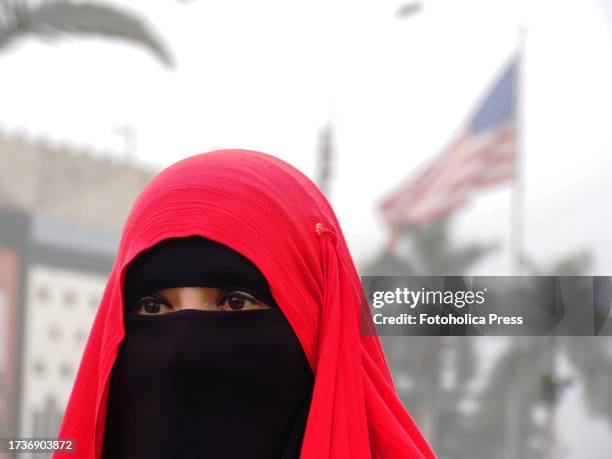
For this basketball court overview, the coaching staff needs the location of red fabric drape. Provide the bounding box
[53,149,436,459]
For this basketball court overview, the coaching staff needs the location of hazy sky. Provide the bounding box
[1,0,611,274]
[1,0,611,455]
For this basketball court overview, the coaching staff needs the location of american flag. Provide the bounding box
[380,55,518,248]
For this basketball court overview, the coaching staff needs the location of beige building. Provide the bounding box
[0,131,158,456]
[0,132,156,229]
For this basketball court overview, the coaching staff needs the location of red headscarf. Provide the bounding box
[54,149,436,459]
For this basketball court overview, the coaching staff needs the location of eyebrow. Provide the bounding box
[136,291,170,301]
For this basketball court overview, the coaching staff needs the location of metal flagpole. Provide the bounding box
[507,29,528,457]
[316,122,334,200]
[511,26,527,276]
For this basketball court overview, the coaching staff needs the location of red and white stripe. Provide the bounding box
[380,121,517,227]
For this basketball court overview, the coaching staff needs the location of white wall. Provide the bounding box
[19,265,105,441]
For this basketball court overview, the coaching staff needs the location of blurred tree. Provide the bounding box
[361,218,612,458]
[467,337,548,459]
[471,249,612,459]
[394,1,423,19]
[365,216,500,276]
[0,0,174,67]
[361,215,500,458]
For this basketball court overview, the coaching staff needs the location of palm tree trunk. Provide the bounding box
[544,336,557,459]
[504,380,521,459]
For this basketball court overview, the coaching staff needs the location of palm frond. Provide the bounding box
[0,1,174,68]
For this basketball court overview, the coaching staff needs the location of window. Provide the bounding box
[36,286,50,303]
[33,360,46,375]
[63,290,77,308]
[48,325,62,340]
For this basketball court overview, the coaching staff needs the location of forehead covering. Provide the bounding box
[54,149,436,459]
[122,235,280,310]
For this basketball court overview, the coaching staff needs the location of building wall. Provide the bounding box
[0,133,157,230]
[16,212,118,444]
[19,265,106,440]
[0,248,19,437]
[0,209,30,442]
[0,132,158,457]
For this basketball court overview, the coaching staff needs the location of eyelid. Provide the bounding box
[137,293,169,303]
[133,290,263,312]
[134,293,172,309]
[218,290,261,307]
[150,292,170,301]
[222,290,258,301]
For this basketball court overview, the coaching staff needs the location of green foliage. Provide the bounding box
[472,250,612,459]
[0,0,174,67]
[361,216,611,458]
[361,216,500,457]
[362,215,500,276]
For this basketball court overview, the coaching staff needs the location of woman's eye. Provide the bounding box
[134,297,172,315]
[220,292,267,311]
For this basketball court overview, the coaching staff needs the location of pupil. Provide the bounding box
[228,296,245,310]
[144,301,161,313]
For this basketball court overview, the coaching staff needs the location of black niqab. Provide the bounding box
[101,237,314,459]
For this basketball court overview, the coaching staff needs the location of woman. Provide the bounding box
[54,149,436,459]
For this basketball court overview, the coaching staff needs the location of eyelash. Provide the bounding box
[219,291,258,310]
[133,291,260,314]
